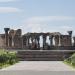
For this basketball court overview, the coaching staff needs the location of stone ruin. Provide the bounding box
[0,28,75,50]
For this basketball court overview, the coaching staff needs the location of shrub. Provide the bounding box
[0,51,8,64]
[0,50,18,68]
[7,52,18,65]
[64,57,71,64]
[70,53,75,66]
[64,53,75,67]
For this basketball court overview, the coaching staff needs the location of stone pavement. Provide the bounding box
[1,61,75,71]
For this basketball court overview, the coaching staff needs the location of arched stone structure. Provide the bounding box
[2,28,74,50]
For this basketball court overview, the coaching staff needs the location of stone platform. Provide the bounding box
[16,50,75,61]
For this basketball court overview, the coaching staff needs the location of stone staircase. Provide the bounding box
[16,50,74,61]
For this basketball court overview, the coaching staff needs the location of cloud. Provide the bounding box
[26,16,75,24]
[0,7,21,13]
[0,0,16,2]
[21,16,75,33]
[60,25,73,30]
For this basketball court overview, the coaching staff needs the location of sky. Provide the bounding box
[0,0,75,35]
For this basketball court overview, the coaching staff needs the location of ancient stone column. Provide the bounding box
[54,35,59,46]
[9,36,12,47]
[22,35,27,48]
[21,36,23,49]
[67,31,72,46]
[42,34,47,49]
[35,37,37,44]
[9,30,15,47]
[58,35,61,46]
[37,36,40,49]
[49,35,53,46]
[4,28,10,47]
[28,38,30,45]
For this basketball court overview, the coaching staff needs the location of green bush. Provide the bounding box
[7,52,18,65]
[0,50,18,68]
[64,53,75,67]
[70,53,75,66]
[64,57,71,64]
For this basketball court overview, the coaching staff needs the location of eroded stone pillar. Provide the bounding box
[67,31,72,46]
[54,35,59,46]
[42,34,47,49]
[9,36,12,47]
[4,28,10,47]
[49,35,53,46]
[37,36,40,49]
[22,35,27,48]
[35,37,37,44]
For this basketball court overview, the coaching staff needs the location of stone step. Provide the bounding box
[17,57,63,61]
[17,50,73,61]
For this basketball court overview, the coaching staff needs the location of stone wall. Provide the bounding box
[0,34,5,48]
[60,35,72,46]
